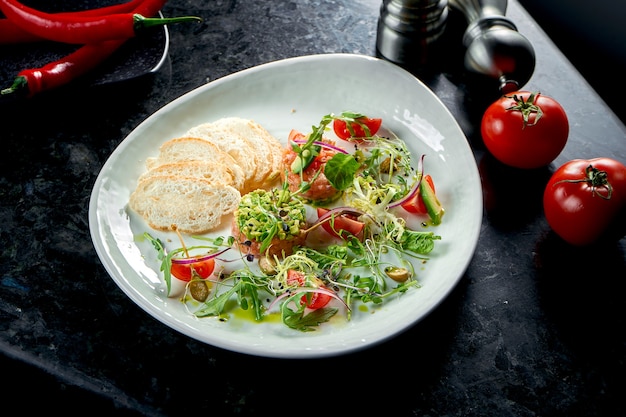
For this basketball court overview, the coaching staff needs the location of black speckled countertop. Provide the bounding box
[1,1,625,416]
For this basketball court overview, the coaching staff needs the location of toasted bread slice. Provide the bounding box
[145,136,246,190]
[186,122,258,189]
[207,117,283,190]
[137,160,237,187]
[129,175,241,234]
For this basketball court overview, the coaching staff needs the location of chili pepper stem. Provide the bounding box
[1,76,27,96]
[133,14,203,31]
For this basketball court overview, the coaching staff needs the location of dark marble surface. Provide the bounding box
[517,0,626,126]
[1,1,625,416]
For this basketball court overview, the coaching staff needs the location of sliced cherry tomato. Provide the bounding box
[401,175,435,214]
[316,207,365,239]
[481,91,569,169]
[170,257,215,281]
[543,157,626,245]
[333,116,382,140]
[400,174,444,224]
[286,269,332,309]
[300,289,332,310]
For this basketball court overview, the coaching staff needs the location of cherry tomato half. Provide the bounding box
[170,257,216,281]
[333,116,382,140]
[401,175,435,214]
[301,290,332,310]
[286,270,332,309]
[316,207,365,239]
[481,91,569,169]
[543,157,626,246]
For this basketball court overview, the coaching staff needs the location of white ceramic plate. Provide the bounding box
[89,53,482,358]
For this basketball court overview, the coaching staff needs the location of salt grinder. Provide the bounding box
[376,0,449,69]
[448,0,535,92]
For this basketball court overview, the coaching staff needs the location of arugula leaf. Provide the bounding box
[290,114,334,173]
[280,294,338,332]
[144,232,173,295]
[194,273,264,320]
[237,275,264,321]
[195,281,242,317]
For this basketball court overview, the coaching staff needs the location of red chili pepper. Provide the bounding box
[1,0,148,44]
[0,17,41,43]
[2,39,127,97]
[0,0,200,44]
[1,0,176,97]
[120,0,167,17]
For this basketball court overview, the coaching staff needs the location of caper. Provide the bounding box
[189,280,211,301]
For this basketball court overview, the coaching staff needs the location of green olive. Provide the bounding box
[258,257,278,275]
[385,266,410,282]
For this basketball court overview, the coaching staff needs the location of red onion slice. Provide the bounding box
[171,247,230,265]
[292,139,349,154]
[387,154,426,208]
[316,206,367,224]
[267,286,348,311]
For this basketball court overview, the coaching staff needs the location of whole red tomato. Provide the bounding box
[543,157,626,245]
[481,91,569,169]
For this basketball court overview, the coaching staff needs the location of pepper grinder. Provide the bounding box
[376,0,449,69]
[448,0,535,92]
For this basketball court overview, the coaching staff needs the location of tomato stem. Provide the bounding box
[505,91,543,128]
[0,75,27,95]
[554,164,613,200]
